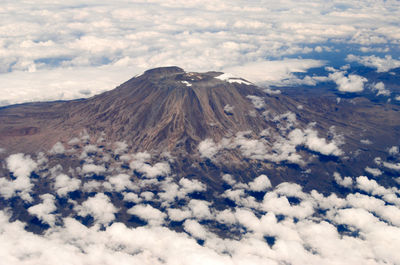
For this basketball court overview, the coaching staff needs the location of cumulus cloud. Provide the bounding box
[0,153,37,201]
[370,82,390,96]
[128,152,170,178]
[105,174,135,192]
[49,142,65,154]
[365,167,382,177]
[54,174,81,197]
[6,153,37,179]
[183,219,209,240]
[334,172,353,188]
[248,174,272,192]
[302,128,343,156]
[328,70,367,93]
[128,204,166,226]
[246,95,265,110]
[188,199,213,220]
[347,54,400,72]
[75,193,118,225]
[198,138,220,159]
[81,163,106,175]
[27,194,57,226]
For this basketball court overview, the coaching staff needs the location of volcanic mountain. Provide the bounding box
[0,67,269,153]
[1,66,400,192]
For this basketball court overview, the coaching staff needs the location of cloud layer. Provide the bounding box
[0,125,399,264]
[1,0,400,105]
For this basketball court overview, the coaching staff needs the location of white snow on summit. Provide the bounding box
[215,73,252,85]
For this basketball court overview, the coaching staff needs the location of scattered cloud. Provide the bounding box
[0,146,400,264]
[370,82,390,96]
[246,95,265,110]
[75,193,118,225]
[54,173,81,197]
[49,142,65,155]
[328,69,367,93]
[0,153,37,202]
[27,194,57,226]
[347,54,400,72]
[365,167,383,177]
[128,204,166,226]
[248,174,272,192]
[198,138,220,159]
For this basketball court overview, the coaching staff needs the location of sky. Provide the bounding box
[1,0,400,105]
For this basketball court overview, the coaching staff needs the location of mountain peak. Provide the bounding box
[0,68,269,156]
[143,66,185,76]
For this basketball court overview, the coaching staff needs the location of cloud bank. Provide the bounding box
[1,0,400,104]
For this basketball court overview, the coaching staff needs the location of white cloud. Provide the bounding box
[105,174,135,192]
[383,161,400,171]
[365,167,382,177]
[302,128,343,156]
[188,200,213,220]
[54,174,81,197]
[329,70,367,93]
[0,66,138,106]
[183,219,209,240]
[82,180,103,193]
[388,146,399,156]
[179,178,206,194]
[371,82,390,96]
[1,1,398,105]
[334,172,353,188]
[127,204,166,226]
[246,95,265,110]
[49,142,65,154]
[199,124,343,165]
[347,54,400,72]
[75,193,118,225]
[167,208,192,222]
[198,138,220,159]
[222,174,236,186]
[129,153,170,178]
[6,153,37,179]
[0,153,37,201]
[356,176,387,196]
[248,174,272,192]
[28,194,57,226]
[81,163,106,175]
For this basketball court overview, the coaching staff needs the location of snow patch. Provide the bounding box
[215,73,252,85]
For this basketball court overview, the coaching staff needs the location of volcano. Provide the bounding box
[1,66,400,193]
[0,66,283,154]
